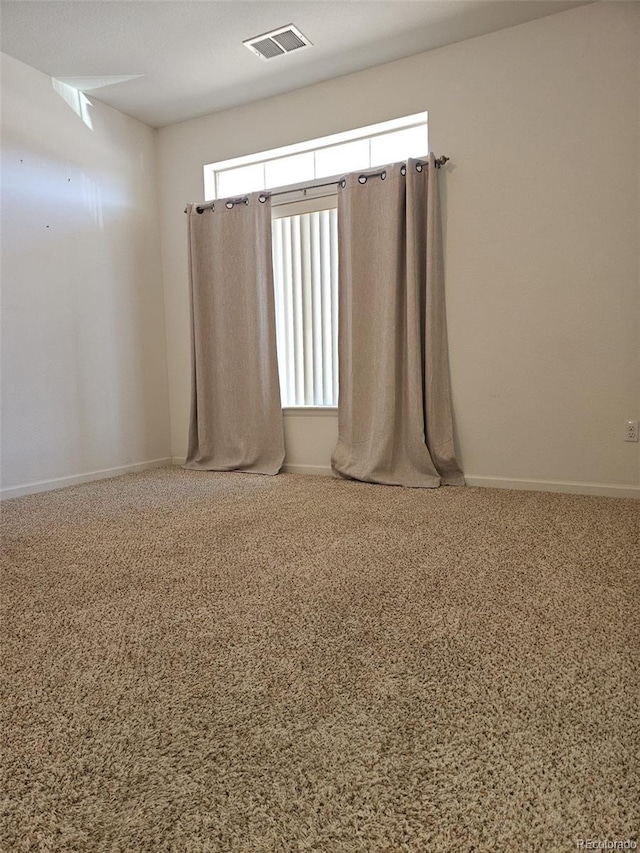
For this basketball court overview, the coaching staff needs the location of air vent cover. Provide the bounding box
[244,24,312,61]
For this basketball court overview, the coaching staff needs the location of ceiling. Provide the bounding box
[0,0,590,128]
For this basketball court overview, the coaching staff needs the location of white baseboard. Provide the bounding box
[282,471,639,497]
[282,463,334,477]
[47,459,634,499]
[172,458,333,477]
[1,458,173,500]
[464,475,640,499]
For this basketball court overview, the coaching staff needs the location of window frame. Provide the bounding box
[203,111,428,202]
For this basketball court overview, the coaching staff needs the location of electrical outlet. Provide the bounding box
[625,420,639,442]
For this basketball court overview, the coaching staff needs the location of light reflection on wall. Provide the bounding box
[81,173,104,229]
[52,78,94,130]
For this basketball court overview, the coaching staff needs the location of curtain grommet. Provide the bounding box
[225,201,234,209]
[358,175,367,184]
[381,170,387,180]
[196,206,204,214]
[340,179,346,188]
[259,194,268,203]
[244,198,249,205]
[416,163,423,172]
[400,165,406,176]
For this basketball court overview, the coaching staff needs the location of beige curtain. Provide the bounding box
[184,193,285,475]
[332,155,464,488]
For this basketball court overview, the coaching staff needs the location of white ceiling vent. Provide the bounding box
[243,24,312,61]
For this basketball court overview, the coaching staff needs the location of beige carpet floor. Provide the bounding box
[1,468,638,852]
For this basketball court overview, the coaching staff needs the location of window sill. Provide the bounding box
[282,406,338,418]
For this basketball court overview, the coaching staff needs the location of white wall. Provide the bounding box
[158,1,640,496]
[1,54,171,497]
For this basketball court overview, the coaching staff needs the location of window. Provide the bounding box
[203,112,428,202]
[203,113,428,407]
[272,197,338,407]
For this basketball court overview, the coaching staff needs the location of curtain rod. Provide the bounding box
[185,156,449,214]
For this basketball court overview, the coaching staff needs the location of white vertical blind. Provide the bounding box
[272,208,339,406]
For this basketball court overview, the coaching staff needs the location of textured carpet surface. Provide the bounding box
[1,468,638,852]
